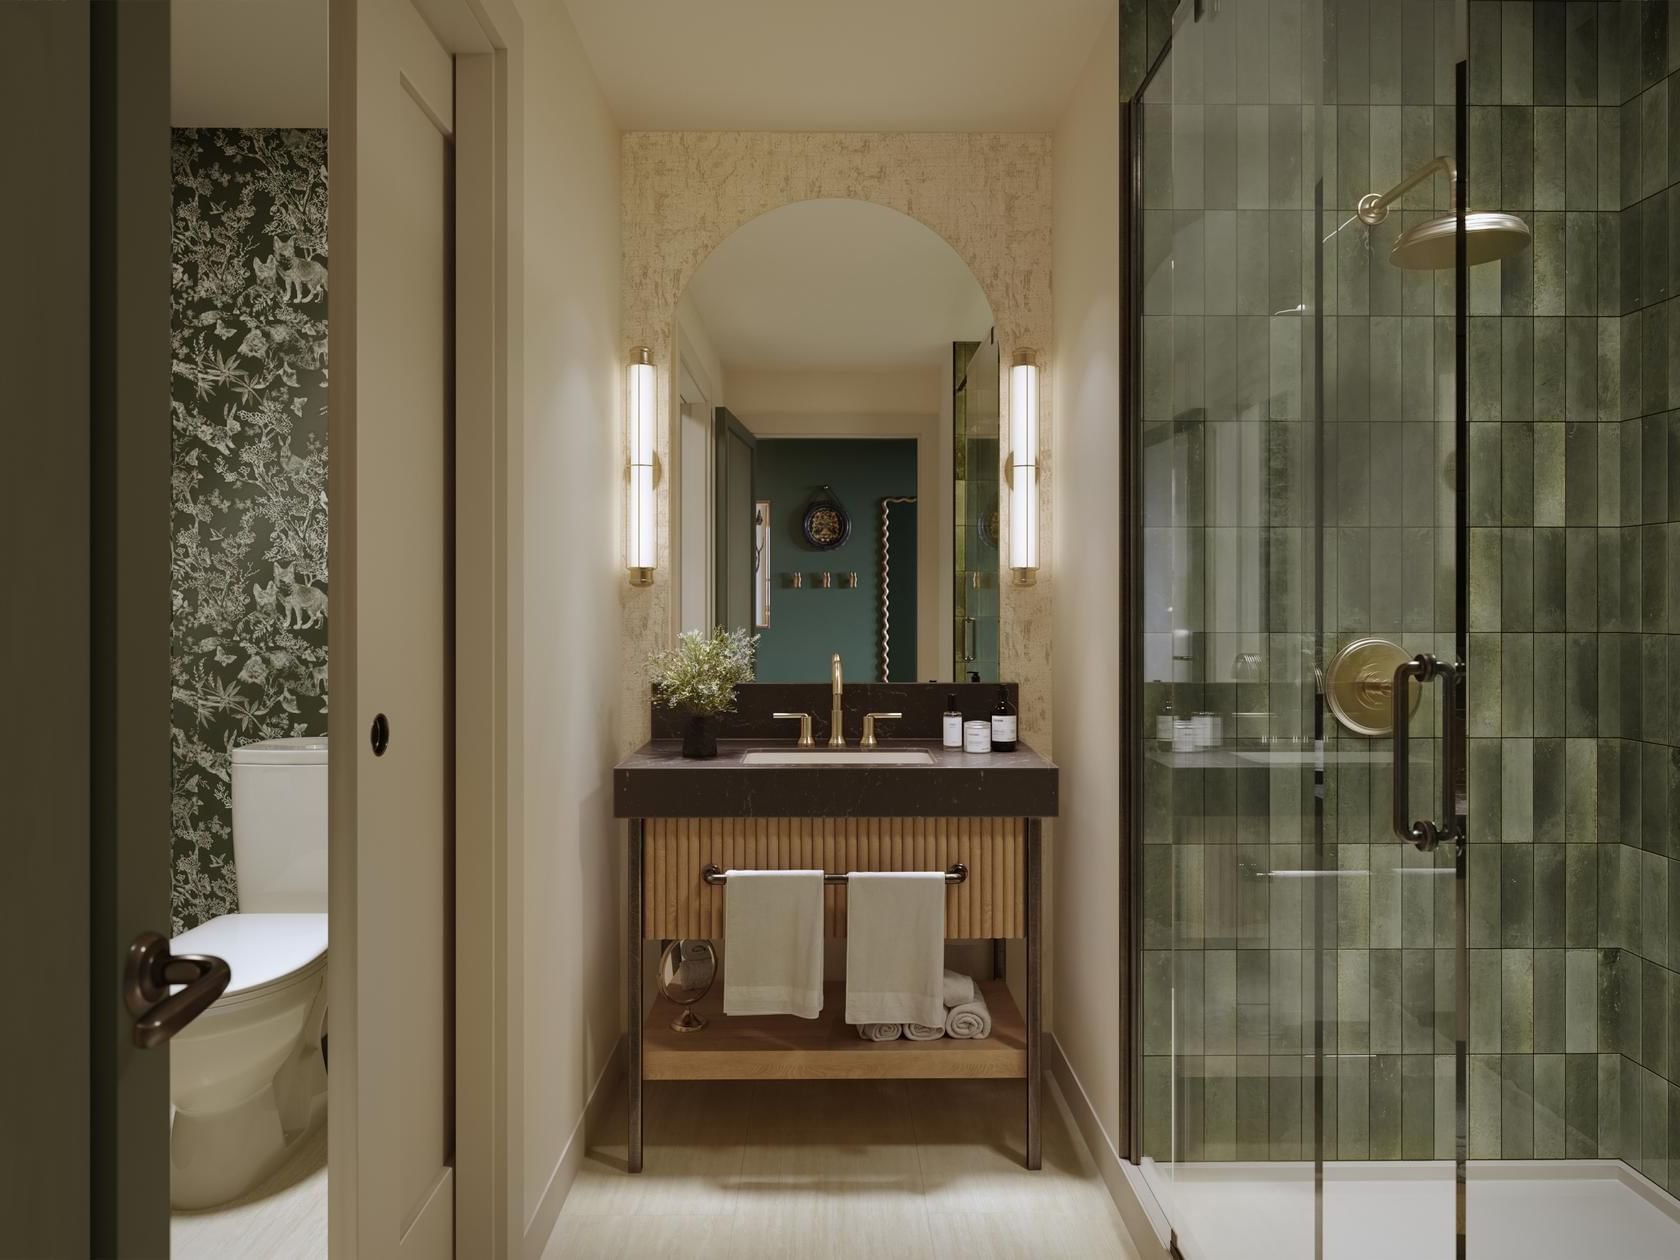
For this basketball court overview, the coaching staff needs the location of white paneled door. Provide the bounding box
[330,0,458,1255]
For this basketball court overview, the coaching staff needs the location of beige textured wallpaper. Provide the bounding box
[619,131,1055,752]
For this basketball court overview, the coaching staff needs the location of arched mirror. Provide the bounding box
[670,198,995,683]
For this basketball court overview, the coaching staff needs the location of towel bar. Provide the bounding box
[700,863,968,886]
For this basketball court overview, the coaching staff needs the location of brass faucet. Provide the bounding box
[860,712,902,749]
[829,652,846,747]
[772,712,815,747]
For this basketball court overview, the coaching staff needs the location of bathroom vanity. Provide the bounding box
[613,682,1057,1173]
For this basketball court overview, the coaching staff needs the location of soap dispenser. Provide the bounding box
[942,693,964,748]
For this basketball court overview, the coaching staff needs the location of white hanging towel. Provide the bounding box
[722,869,825,1019]
[844,871,947,1028]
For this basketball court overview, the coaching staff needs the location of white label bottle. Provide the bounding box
[942,693,964,748]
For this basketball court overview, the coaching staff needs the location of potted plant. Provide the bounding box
[650,627,757,759]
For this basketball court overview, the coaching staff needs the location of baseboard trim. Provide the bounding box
[520,1037,626,1260]
[1048,1034,1172,1260]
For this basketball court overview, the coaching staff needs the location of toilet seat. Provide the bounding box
[172,912,328,1010]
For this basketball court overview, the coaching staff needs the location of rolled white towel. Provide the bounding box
[942,969,978,1008]
[856,1022,904,1041]
[945,993,992,1040]
[904,1022,946,1041]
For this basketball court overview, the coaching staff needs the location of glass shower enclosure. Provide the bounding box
[1126,0,1680,1256]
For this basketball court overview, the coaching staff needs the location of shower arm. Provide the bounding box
[1356,155,1458,226]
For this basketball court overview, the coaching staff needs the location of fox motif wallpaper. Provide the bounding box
[170,129,329,933]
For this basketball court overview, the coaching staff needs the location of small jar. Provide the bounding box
[963,720,993,753]
[1156,700,1175,745]
[1172,719,1197,753]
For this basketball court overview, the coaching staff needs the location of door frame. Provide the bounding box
[4,3,174,1253]
[712,407,758,635]
[5,8,96,1254]
[328,0,524,1254]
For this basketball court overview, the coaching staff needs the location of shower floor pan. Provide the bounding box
[1148,1159,1680,1260]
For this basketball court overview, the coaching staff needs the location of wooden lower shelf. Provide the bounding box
[643,979,1026,1081]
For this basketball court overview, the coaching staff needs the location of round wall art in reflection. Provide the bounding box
[977,498,1000,551]
[801,484,852,551]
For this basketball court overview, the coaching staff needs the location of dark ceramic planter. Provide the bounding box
[681,714,719,760]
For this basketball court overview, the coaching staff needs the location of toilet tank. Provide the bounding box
[231,737,328,912]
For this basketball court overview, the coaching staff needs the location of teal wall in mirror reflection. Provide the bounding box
[753,438,917,683]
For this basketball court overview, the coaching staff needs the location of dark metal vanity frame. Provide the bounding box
[624,816,1044,1174]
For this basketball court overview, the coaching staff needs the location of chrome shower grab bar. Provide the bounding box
[701,864,968,886]
[1391,654,1465,852]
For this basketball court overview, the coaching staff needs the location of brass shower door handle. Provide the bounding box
[124,931,230,1049]
[1391,655,1465,852]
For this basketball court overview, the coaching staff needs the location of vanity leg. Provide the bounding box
[993,938,1007,980]
[1025,817,1042,1171]
[628,818,644,1174]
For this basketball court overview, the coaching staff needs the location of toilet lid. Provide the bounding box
[171,913,328,1000]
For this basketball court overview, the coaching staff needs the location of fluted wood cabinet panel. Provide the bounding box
[642,817,1024,939]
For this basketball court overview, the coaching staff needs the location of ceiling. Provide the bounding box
[684,199,992,373]
[562,0,1116,131]
[172,0,328,128]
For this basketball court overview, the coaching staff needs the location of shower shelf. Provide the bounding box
[1145,747,1398,769]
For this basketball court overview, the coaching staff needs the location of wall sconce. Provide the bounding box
[1007,348,1039,585]
[626,346,656,586]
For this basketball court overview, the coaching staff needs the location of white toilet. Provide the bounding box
[169,737,329,1210]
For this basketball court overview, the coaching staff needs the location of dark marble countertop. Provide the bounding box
[613,737,1058,819]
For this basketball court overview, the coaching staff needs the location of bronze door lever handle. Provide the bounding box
[124,931,231,1049]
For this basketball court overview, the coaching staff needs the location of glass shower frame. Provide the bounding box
[1125,0,1475,1254]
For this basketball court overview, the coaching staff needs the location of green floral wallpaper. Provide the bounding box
[170,129,328,933]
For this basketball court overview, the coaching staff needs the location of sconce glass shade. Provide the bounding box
[1008,350,1039,582]
[627,347,656,584]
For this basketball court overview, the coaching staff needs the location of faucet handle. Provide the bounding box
[772,712,815,748]
[859,712,903,750]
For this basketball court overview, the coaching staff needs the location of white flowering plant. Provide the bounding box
[650,628,758,716]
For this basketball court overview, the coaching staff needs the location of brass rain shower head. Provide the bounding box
[1357,155,1533,271]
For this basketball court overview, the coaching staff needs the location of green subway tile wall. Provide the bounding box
[1132,0,1680,1194]
[1461,0,1680,1189]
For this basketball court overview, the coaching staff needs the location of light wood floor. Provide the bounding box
[171,1121,327,1260]
[543,1078,1140,1259]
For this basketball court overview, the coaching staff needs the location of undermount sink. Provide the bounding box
[741,748,936,767]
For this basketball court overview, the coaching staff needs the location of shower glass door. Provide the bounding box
[1132,0,1470,1255]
